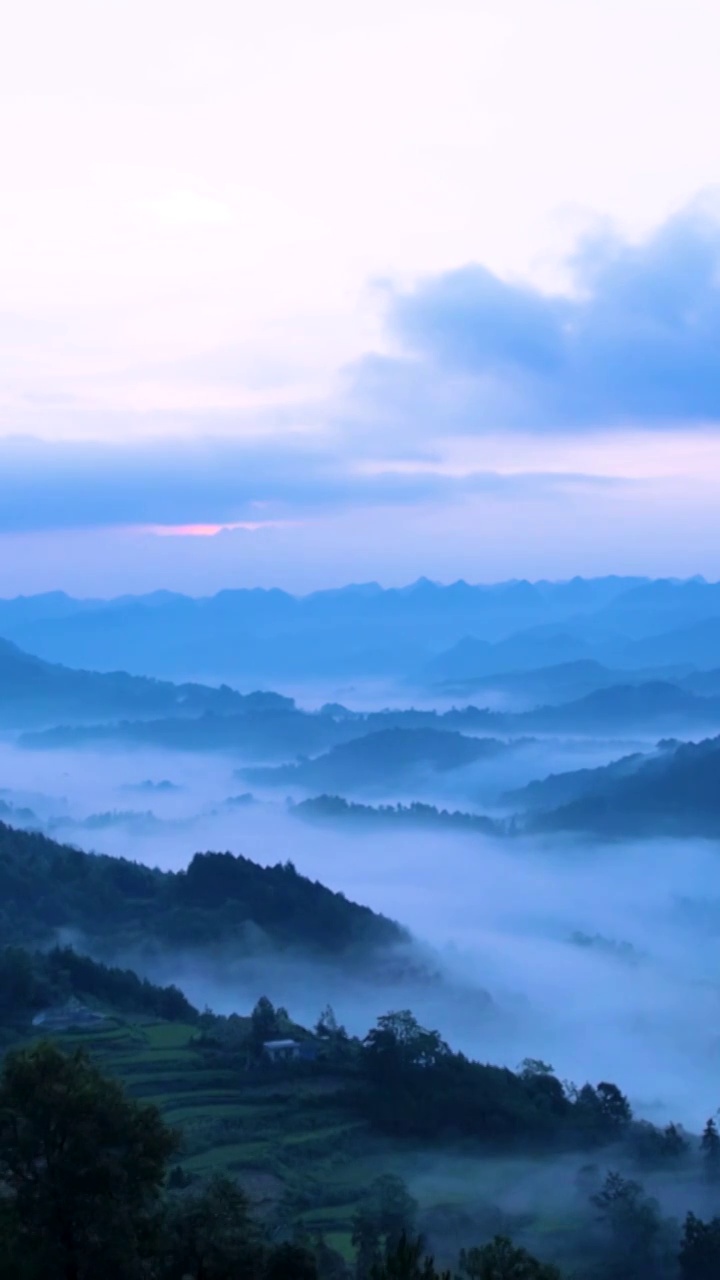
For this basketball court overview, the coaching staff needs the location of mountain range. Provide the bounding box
[0,636,290,728]
[5,576,720,682]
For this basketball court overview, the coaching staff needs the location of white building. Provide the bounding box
[262,1038,302,1062]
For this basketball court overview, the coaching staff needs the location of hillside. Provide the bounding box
[420,631,596,685]
[0,973,648,1273]
[524,735,720,837]
[430,659,692,707]
[437,681,720,736]
[240,728,518,792]
[0,944,197,1031]
[19,707,354,760]
[292,795,500,836]
[516,681,720,733]
[0,636,291,728]
[17,703,516,758]
[505,751,651,811]
[0,822,407,960]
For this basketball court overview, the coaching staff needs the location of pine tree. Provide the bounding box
[701,1118,720,1182]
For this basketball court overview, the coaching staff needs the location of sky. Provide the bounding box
[4,0,720,594]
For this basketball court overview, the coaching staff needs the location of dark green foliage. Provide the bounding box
[370,1233,450,1280]
[590,1171,674,1280]
[0,821,405,957]
[315,1004,349,1045]
[700,1118,720,1182]
[572,1082,632,1147]
[528,733,720,837]
[359,1012,630,1149]
[628,1120,690,1169]
[242,728,515,791]
[293,796,500,837]
[352,1177,419,1280]
[458,1236,562,1279]
[0,944,196,1028]
[251,995,281,1049]
[679,1212,720,1280]
[160,1173,267,1280]
[0,1041,178,1279]
[265,1242,319,1280]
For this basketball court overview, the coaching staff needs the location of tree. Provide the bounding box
[363,1012,449,1073]
[251,996,280,1051]
[629,1120,689,1169]
[458,1236,562,1279]
[370,1232,450,1280]
[0,1041,177,1280]
[315,1005,347,1041]
[591,1171,669,1280]
[701,1118,720,1182]
[518,1059,555,1080]
[595,1081,632,1134]
[353,1177,418,1280]
[573,1081,631,1144]
[662,1122,689,1160]
[679,1212,720,1280]
[265,1241,319,1280]
[160,1173,266,1280]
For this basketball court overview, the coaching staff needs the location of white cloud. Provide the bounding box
[142,190,233,227]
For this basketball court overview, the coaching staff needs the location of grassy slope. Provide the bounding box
[19,1015,703,1274]
[25,1017,383,1258]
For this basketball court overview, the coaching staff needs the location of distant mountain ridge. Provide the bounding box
[0,575,704,681]
[0,636,290,728]
[19,675,720,758]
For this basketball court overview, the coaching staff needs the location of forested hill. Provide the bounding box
[523,735,720,837]
[0,636,291,728]
[0,822,407,958]
[241,727,518,791]
[0,944,197,1030]
[292,795,500,836]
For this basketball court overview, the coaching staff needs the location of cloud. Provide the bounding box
[341,197,720,435]
[142,190,233,227]
[0,434,618,534]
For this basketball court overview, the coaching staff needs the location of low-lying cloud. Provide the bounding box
[4,735,720,1129]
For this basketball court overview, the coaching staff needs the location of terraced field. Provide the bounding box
[19,1017,611,1271]
[30,1016,386,1257]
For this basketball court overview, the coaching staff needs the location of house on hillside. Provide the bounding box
[31,998,107,1032]
[262,1038,317,1063]
[262,1039,301,1062]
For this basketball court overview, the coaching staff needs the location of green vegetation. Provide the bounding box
[526,734,720,837]
[2,1041,720,1279]
[1,958,720,1278]
[292,797,499,837]
[241,728,515,792]
[0,822,406,958]
[0,1038,581,1279]
[0,945,195,1033]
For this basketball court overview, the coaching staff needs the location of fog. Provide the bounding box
[4,725,720,1136]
